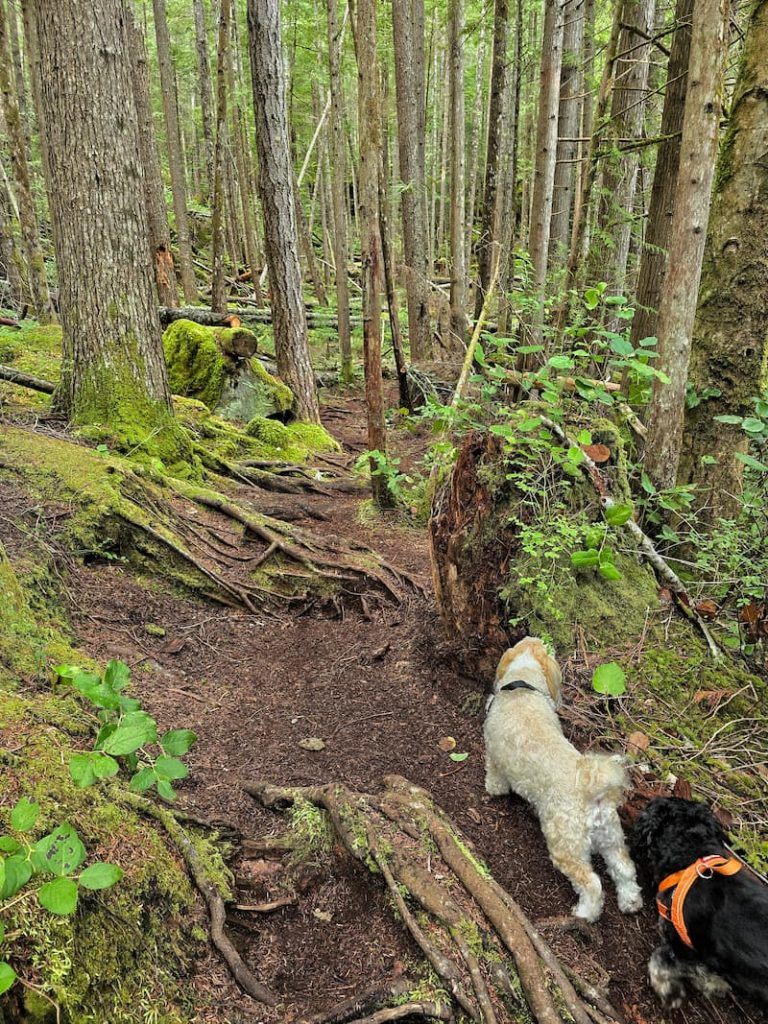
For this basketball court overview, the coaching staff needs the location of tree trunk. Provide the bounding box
[153,0,198,303]
[31,0,186,458]
[246,0,319,424]
[127,9,178,309]
[576,0,595,256]
[293,166,328,307]
[326,0,352,383]
[631,0,693,347]
[193,0,215,202]
[210,0,230,313]
[465,20,487,263]
[678,0,768,521]
[0,0,53,323]
[392,0,431,363]
[0,176,25,307]
[356,0,390,508]
[549,0,584,263]
[475,0,509,317]
[643,0,729,490]
[449,0,467,348]
[528,0,565,342]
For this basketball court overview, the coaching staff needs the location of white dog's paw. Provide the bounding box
[617,883,643,914]
[573,896,603,923]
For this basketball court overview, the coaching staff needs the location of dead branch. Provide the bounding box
[0,363,55,394]
[302,976,413,1024]
[346,1003,452,1023]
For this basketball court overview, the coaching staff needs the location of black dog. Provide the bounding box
[632,797,768,1011]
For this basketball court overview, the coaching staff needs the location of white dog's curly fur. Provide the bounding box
[484,637,642,922]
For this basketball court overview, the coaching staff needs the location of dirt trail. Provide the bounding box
[7,389,764,1024]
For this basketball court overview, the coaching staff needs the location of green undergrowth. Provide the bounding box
[0,545,225,1022]
[0,323,63,412]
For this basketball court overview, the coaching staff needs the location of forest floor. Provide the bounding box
[2,382,766,1024]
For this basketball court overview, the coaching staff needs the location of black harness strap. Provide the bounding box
[499,679,537,694]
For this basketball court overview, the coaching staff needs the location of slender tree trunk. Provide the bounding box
[643,0,729,490]
[246,0,319,423]
[31,0,186,457]
[465,20,487,263]
[211,0,229,313]
[326,0,352,382]
[153,0,198,303]
[127,9,178,309]
[549,0,584,263]
[498,0,524,330]
[679,0,768,520]
[193,0,215,201]
[435,58,451,260]
[448,0,467,347]
[631,0,693,346]
[392,0,431,362]
[293,166,328,307]
[0,176,25,307]
[576,0,596,246]
[528,0,565,342]
[475,0,509,316]
[357,0,390,507]
[0,0,52,322]
[5,0,28,146]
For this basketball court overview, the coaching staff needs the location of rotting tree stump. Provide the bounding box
[245,775,627,1024]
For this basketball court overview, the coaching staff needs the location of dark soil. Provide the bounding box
[2,387,766,1024]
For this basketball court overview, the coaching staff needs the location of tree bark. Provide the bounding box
[127,9,178,309]
[643,0,729,490]
[0,0,53,323]
[631,0,693,347]
[528,0,565,342]
[448,0,467,348]
[474,0,509,317]
[246,0,319,423]
[193,0,215,202]
[210,0,230,313]
[679,0,768,520]
[392,0,431,363]
[549,0,584,263]
[356,0,390,508]
[153,0,198,303]
[31,0,184,453]
[464,20,487,263]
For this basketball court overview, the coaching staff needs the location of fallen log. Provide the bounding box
[0,363,55,394]
[0,316,21,329]
[159,304,363,330]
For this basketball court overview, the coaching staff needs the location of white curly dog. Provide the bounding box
[484,636,642,922]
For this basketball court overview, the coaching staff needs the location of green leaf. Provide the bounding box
[129,768,156,793]
[0,962,16,996]
[0,922,5,943]
[449,752,469,762]
[638,336,658,347]
[154,756,189,782]
[640,471,656,495]
[160,729,198,757]
[735,451,768,472]
[605,502,633,526]
[598,563,622,581]
[0,857,4,895]
[592,662,627,697]
[598,547,615,565]
[91,754,120,779]
[571,549,599,569]
[99,712,157,756]
[609,337,634,357]
[54,663,82,681]
[700,455,718,465]
[489,423,516,439]
[0,837,21,854]
[567,446,585,465]
[156,780,177,802]
[584,287,600,309]
[517,416,542,433]
[584,526,605,550]
[713,414,743,425]
[1,856,32,899]
[68,755,96,789]
[576,429,593,445]
[38,877,78,916]
[515,344,545,355]
[604,295,627,306]
[741,417,765,434]
[79,862,124,891]
[660,525,680,543]
[10,798,40,833]
[103,660,131,691]
[33,823,87,877]
[548,355,574,370]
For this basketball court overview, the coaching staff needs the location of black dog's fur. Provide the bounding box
[632,797,768,1012]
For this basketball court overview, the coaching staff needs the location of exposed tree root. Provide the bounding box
[119,790,277,1006]
[243,775,626,1024]
[303,975,413,1024]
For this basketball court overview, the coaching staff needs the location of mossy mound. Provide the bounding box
[0,323,63,411]
[163,319,293,422]
[0,545,223,1023]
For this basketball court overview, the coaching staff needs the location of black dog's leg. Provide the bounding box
[649,943,688,1008]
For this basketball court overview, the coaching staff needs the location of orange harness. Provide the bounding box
[656,854,742,949]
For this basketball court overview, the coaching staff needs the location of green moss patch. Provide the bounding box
[0,322,63,411]
[163,319,228,411]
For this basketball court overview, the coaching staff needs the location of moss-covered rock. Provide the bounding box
[163,320,228,411]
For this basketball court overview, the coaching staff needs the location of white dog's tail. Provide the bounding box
[577,753,628,801]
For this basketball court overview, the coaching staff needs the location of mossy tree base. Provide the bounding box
[245,776,626,1024]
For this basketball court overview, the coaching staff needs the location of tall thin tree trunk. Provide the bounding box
[326,0,352,382]
[0,0,52,322]
[643,0,729,490]
[528,0,565,342]
[465,20,487,263]
[392,0,431,362]
[210,0,230,313]
[475,0,509,316]
[293,167,328,307]
[246,0,319,424]
[127,9,178,309]
[449,0,467,348]
[193,0,215,201]
[631,0,693,347]
[0,175,25,307]
[153,0,198,302]
[549,0,584,263]
[576,0,596,259]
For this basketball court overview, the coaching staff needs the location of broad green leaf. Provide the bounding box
[156,780,177,802]
[153,757,189,782]
[609,337,634,357]
[0,837,21,854]
[449,752,469,762]
[592,662,627,697]
[0,962,16,996]
[548,355,574,370]
[515,344,544,354]
[33,823,86,877]
[598,563,622,581]
[128,768,156,793]
[160,729,198,757]
[584,526,605,550]
[638,336,658,347]
[754,399,768,418]
[38,877,78,916]
[576,429,593,445]
[660,525,680,543]
[1,856,32,899]
[598,547,615,565]
[99,712,157,756]
[10,798,40,833]
[69,755,96,789]
[54,663,82,680]
[571,549,599,569]
[91,754,120,780]
[735,451,768,472]
[605,502,633,527]
[640,471,656,495]
[604,295,627,306]
[103,660,131,691]
[741,417,764,434]
[713,414,743,425]
[517,416,543,432]
[584,288,599,309]
[79,862,124,890]
[567,446,585,465]
[489,423,516,438]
